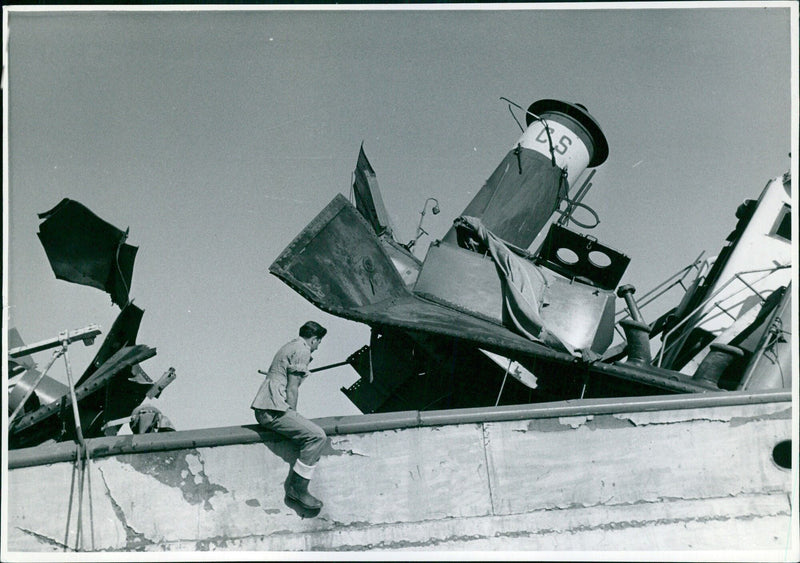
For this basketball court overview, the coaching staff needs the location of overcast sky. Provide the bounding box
[3,3,796,430]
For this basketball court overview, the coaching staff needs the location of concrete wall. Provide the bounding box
[5,397,794,555]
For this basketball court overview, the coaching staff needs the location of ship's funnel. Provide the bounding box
[524,99,608,168]
[443,99,608,249]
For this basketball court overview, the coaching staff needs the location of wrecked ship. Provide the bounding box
[4,98,795,554]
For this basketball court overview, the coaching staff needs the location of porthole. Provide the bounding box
[588,250,611,268]
[772,440,791,470]
[556,247,579,265]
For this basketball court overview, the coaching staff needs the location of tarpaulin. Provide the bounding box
[453,216,591,358]
[37,198,137,307]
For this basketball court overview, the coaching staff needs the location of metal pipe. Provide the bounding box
[63,345,87,449]
[614,253,705,320]
[692,343,745,387]
[8,389,791,469]
[9,325,101,358]
[257,359,350,378]
[619,319,652,365]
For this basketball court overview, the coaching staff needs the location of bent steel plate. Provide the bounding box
[270,195,715,395]
[270,195,591,364]
[270,194,409,310]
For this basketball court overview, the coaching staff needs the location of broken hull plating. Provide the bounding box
[5,390,792,553]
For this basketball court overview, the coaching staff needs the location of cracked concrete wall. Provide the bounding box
[5,401,793,553]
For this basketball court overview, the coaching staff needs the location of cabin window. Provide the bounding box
[770,205,791,242]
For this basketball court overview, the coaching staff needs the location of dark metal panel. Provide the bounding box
[36,198,137,308]
[599,360,719,394]
[343,333,420,413]
[351,294,563,361]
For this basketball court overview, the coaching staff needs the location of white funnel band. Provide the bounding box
[517,118,590,178]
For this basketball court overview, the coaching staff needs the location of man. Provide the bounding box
[251,321,328,511]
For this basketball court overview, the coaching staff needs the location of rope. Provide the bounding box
[551,168,569,218]
[63,456,78,550]
[76,450,85,550]
[84,446,96,550]
[499,96,556,166]
[61,342,96,551]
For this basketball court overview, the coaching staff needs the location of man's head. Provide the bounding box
[299,321,327,352]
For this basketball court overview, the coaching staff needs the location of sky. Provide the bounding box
[3,3,797,432]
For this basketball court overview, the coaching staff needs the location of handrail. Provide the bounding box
[656,264,790,367]
[8,389,791,470]
[614,253,706,321]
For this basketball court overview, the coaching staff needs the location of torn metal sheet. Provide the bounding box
[76,301,144,387]
[7,327,37,375]
[9,344,157,448]
[37,198,138,308]
[352,144,396,238]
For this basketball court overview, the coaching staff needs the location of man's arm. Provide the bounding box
[286,373,303,410]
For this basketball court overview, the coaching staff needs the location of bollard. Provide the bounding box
[619,318,652,365]
[693,342,745,387]
[616,284,644,323]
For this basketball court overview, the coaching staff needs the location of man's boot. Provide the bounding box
[287,460,323,510]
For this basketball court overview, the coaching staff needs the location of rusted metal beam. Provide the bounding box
[8,325,102,358]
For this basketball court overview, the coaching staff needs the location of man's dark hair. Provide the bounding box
[299,321,327,339]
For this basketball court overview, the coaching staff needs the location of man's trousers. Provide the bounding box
[254,408,327,467]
